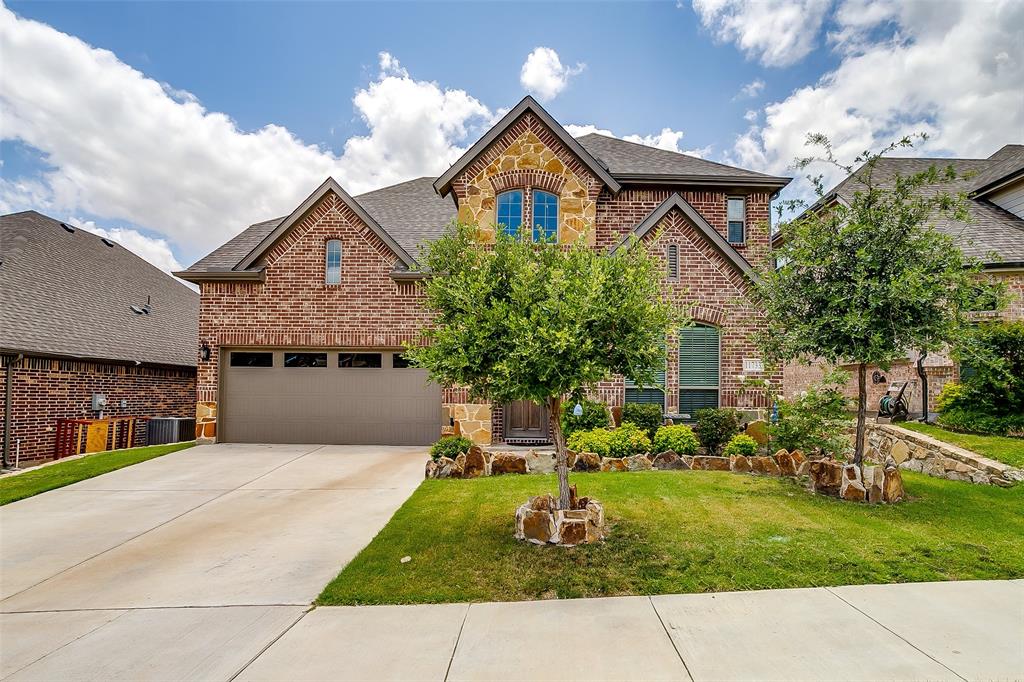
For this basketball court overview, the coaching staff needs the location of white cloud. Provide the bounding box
[519,47,585,102]
[0,7,494,264]
[744,109,759,123]
[692,0,831,67]
[564,124,709,157]
[736,79,765,99]
[729,0,1024,212]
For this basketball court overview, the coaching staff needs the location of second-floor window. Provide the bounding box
[497,190,524,238]
[533,190,558,241]
[325,239,342,284]
[727,197,746,244]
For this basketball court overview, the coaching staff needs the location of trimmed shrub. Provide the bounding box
[608,422,653,458]
[621,402,664,440]
[770,370,851,457]
[693,408,741,455]
[653,425,700,455]
[723,433,758,456]
[566,428,613,457]
[561,397,611,437]
[943,321,1024,436]
[429,435,473,461]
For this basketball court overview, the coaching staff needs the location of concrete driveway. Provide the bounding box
[0,443,426,680]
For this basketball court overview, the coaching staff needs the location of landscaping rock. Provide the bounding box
[463,446,487,478]
[730,454,752,473]
[796,459,810,477]
[625,454,653,471]
[692,456,731,471]
[751,456,781,476]
[555,518,588,546]
[491,452,527,475]
[744,419,769,445]
[865,465,884,503]
[890,440,911,464]
[424,460,438,479]
[517,507,556,544]
[840,465,866,502]
[775,451,798,476]
[809,459,843,495]
[573,451,601,472]
[523,449,556,474]
[883,466,904,502]
[515,496,606,546]
[435,456,456,479]
[600,457,627,472]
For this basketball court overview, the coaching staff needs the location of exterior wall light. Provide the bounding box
[200,342,211,362]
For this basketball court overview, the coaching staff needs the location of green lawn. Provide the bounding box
[898,422,1024,468]
[0,441,196,505]
[318,470,1024,605]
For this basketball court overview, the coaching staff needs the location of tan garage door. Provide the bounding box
[220,349,441,445]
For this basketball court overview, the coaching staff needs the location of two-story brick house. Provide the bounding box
[177,96,790,446]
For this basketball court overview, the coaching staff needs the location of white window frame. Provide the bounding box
[325,239,342,284]
[727,196,746,245]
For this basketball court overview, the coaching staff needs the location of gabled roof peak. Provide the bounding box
[432,95,622,198]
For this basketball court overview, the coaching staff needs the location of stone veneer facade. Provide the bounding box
[192,108,781,444]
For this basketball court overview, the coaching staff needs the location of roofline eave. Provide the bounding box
[173,268,266,284]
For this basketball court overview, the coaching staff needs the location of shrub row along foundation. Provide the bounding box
[426,445,904,504]
[867,423,1022,487]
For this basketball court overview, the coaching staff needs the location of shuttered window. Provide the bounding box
[625,344,666,407]
[678,324,719,419]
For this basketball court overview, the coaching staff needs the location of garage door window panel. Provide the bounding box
[229,352,273,367]
[338,352,382,368]
[284,352,328,368]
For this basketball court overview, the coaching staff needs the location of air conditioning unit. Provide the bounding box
[147,417,197,445]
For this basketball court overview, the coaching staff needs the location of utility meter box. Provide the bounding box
[91,393,108,411]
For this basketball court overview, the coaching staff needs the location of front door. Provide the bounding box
[504,400,549,442]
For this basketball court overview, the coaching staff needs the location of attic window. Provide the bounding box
[60,222,75,233]
[666,244,679,281]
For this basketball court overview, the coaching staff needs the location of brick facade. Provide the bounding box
[195,111,780,444]
[1,354,195,464]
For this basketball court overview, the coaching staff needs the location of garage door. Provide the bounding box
[220,349,441,445]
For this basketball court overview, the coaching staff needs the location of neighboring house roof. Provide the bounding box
[575,134,790,190]
[611,193,757,282]
[967,144,1024,197]
[0,211,199,367]
[778,148,1024,267]
[433,95,622,198]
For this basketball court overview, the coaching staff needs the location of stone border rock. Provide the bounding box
[514,492,605,547]
[867,423,1022,487]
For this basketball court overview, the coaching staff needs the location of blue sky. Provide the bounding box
[1,1,1021,271]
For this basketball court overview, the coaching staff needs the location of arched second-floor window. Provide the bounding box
[678,324,720,419]
[496,190,524,238]
[325,239,342,284]
[532,190,559,242]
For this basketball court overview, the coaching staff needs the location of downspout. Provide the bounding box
[4,354,22,469]
[916,350,928,422]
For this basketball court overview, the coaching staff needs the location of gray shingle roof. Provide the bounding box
[967,144,1024,195]
[828,155,1024,264]
[575,133,789,185]
[0,211,199,366]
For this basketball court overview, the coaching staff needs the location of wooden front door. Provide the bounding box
[504,400,549,441]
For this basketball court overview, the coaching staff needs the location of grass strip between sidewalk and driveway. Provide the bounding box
[0,441,196,505]
[896,422,1024,468]
[318,469,1024,606]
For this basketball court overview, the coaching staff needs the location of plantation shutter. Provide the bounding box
[678,325,719,419]
[625,342,666,406]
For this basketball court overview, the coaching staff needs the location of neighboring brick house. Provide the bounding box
[778,145,1024,416]
[1,211,199,466]
[177,96,790,446]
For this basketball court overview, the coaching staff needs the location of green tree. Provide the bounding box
[757,134,1003,465]
[406,222,676,508]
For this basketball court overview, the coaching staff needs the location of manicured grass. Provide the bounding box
[318,470,1024,605]
[0,442,196,505]
[898,422,1024,468]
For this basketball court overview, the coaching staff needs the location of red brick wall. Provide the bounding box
[0,354,195,464]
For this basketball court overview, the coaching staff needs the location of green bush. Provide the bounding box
[945,321,1024,435]
[935,381,966,412]
[566,428,613,457]
[693,408,741,455]
[429,435,473,461]
[723,433,758,456]
[608,422,653,458]
[561,397,611,437]
[938,407,1024,437]
[653,424,700,455]
[770,370,851,457]
[621,402,664,439]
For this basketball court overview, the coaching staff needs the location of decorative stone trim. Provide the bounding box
[866,423,1022,487]
[515,491,606,547]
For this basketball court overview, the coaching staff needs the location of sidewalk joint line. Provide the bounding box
[444,603,472,681]
[1,608,131,678]
[649,596,695,682]
[824,587,968,682]
[228,606,313,682]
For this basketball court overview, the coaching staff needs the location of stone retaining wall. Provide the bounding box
[866,424,1022,487]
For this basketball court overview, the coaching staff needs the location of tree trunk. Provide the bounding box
[548,395,571,509]
[854,362,867,466]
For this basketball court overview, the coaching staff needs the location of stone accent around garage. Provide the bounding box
[866,423,1022,487]
[444,403,492,446]
[195,401,217,442]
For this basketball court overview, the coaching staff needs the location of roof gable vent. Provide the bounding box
[60,222,75,233]
[101,237,115,247]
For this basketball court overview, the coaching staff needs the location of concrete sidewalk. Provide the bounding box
[240,579,1022,682]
